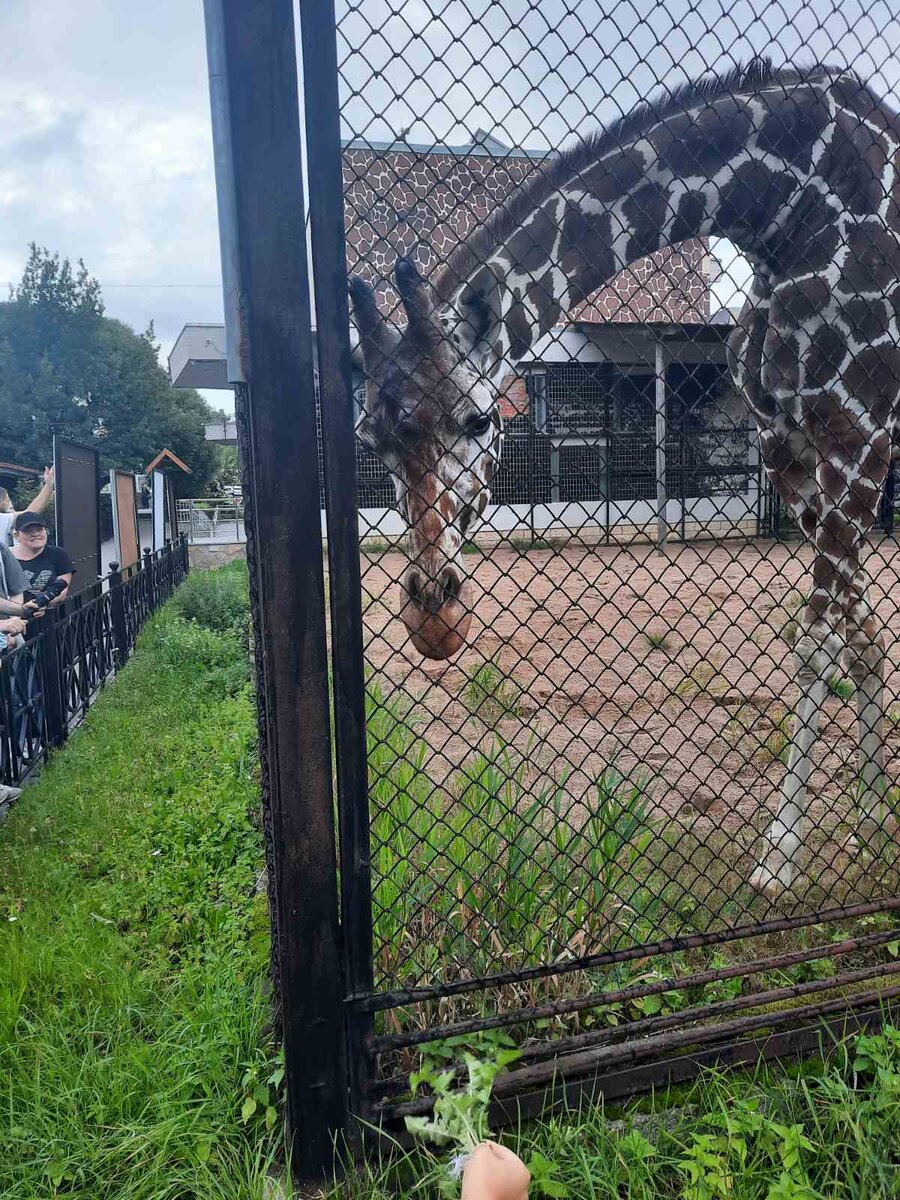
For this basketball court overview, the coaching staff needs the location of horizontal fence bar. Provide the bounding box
[368,924,900,1054]
[485,1003,900,1133]
[370,955,900,1100]
[350,898,900,1013]
[381,981,900,1118]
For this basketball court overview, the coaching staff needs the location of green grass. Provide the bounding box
[0,565,275,1199]
[368,707,657,1010]
[644,630,672,651]
[829,677,855,700]
[4,563,899,1196]
[330,1024,900,1200]
[463,662,523,721]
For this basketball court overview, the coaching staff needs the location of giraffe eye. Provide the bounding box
[466,413,492,438]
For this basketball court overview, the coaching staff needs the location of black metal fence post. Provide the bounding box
[38,609,66,750]
[213,0,348,1178]
[143,548,155,612]
[108,563,129,668]
[299,0,376,1135]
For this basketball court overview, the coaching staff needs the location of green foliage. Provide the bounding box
[406,1048,520,1150]
[0,571,272,1198]
[170,560,250,636]
[334,1026,900,1200]
[464,661,523,721]
[828,677,855,700]
[0,244,219,492]
[208,445,242,499]
[644,630,672,650]
[367,688,656,989]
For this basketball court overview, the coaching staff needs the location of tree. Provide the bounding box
[0,245,218,493]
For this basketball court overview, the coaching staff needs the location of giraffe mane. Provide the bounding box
[434,58,867,303]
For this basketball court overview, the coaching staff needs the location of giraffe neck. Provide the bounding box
[439,72,862,376]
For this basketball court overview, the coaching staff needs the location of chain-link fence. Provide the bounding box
[218,0,900,1157]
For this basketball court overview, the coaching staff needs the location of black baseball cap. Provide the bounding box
[13,511,48,532]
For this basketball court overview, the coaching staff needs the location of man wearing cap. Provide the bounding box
[0,467,55,546]
[10,512,74,607]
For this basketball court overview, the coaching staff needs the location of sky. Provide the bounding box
[0,0,225,409]
[0,0,898,422]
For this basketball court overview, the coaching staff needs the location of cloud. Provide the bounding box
[0,0,227,408]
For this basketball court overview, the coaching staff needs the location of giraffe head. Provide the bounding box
[350,257,502,660]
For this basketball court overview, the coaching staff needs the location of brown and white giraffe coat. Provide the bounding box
[352,60,900,894]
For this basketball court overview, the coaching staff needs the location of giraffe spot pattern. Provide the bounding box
[671,190,709,242]
[842,345,900,424]
[558,202,614,305]
[623,182,669,262]
[765,186,841,273]
[805,323,848,389]
[755,90,831,170]
[818,110,891,216]
[838,222,900,293]
[578,148,644,202]
[769,276,831,328]
[656,97,753,177]
[842,296,893,345]
[715,160,798,244]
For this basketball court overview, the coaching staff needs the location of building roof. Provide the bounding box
[146,447,192,475]
[341,128,548,160]
[0,461,41,478]
[167,323,230,390]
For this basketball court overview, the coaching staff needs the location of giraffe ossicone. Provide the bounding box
[351,59,900,894]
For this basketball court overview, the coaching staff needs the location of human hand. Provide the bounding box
[0,616,26,636]
[44,465,55,486]
[461,1142,530,1200]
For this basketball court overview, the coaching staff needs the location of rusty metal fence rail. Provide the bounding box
[206,0,900,1178]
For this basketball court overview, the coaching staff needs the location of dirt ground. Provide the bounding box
[357,532,900,858]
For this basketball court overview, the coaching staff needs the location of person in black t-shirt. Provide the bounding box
[10,512,74,607]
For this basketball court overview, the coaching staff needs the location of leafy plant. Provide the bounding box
[405,1048,520,1150]
[828,676,854,700]
[464,662,523,721]
[644,630,672,651]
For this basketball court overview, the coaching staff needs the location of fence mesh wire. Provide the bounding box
[321,0,900,1109]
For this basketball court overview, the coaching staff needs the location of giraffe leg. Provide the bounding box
[748,412,832,897]
[750,417,892,896]
[830,427,892,852]
[750,599,842,896]
[844,579,889,851]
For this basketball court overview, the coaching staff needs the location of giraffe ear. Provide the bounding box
[395,255,441,346]
[349,276,398,374]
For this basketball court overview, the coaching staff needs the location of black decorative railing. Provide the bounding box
[0,538,189,790]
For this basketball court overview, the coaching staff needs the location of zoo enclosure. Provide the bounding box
[206,0,900,1181]
[0,538,189,789]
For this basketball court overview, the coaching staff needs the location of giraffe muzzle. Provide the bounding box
[401,565,473,659]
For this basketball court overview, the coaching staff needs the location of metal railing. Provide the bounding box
[176,498,245,543]
[0,538,189,790]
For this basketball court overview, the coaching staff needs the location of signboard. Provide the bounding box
[53,437,101,587]
[110,470,140,569]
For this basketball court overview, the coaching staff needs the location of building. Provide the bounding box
[0,461,41,501]
[171,131,761,543]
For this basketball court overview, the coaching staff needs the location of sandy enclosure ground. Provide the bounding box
[354,533,900,847]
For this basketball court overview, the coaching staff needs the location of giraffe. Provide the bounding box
[350,60,900,896]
